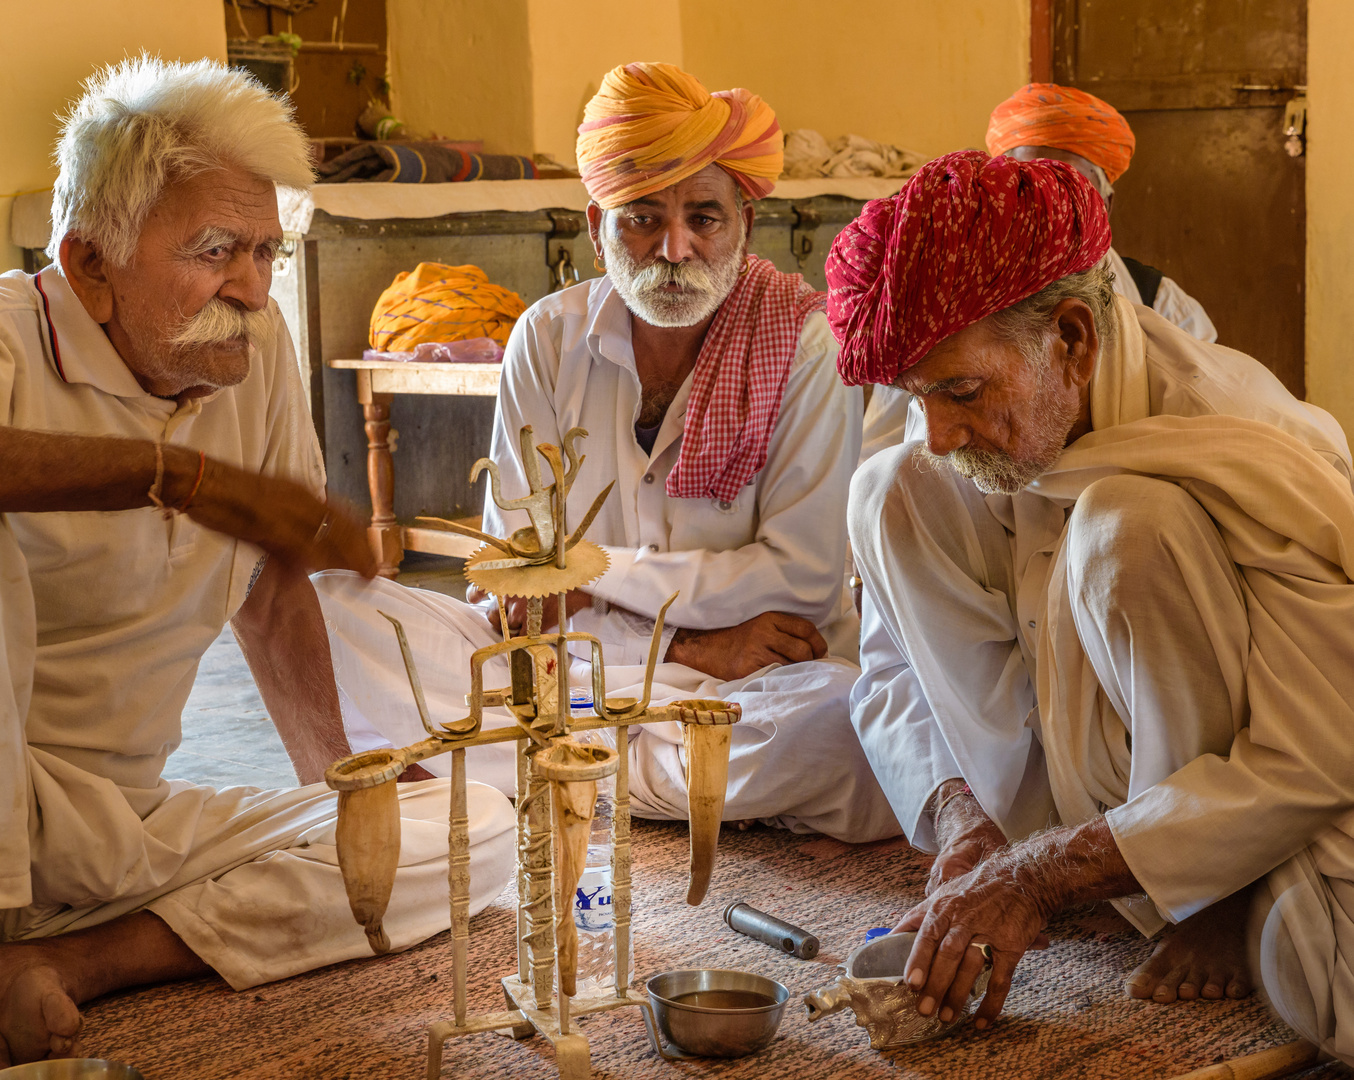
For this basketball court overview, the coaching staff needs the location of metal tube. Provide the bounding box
[723,902,820,960]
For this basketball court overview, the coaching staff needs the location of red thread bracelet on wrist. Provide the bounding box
[178,450,207,512]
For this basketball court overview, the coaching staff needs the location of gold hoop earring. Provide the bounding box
[738,257,751,276]
[594,254,605,272]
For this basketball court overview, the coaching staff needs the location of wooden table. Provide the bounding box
[328,357,501,577]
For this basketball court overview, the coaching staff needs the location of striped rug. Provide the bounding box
[79,820,1346,1080]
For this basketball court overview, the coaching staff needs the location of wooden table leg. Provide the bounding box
[356,371,402,578]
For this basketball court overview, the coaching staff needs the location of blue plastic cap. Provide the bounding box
[865,927,892,943]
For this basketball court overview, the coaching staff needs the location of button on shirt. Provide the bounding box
[482,276,863,664]
[0,267,324,812]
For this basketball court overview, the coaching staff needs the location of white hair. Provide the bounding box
[47,54,313,267]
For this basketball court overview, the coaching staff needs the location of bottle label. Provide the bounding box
[574,866,614,932]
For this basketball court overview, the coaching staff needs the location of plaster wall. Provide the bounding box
[678,0,1030,159]
[0,0,226,272]
[526,1,685,168]
[387,0,533,155]
[1305,0,1354,438]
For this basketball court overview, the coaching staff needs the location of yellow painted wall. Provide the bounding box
[678,0,1030,158]
[0,0,226,272]
[387,0,534,154]
[526,1,685,168]
[1305,0,1354,437]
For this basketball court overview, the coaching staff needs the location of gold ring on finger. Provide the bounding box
[313,511,333,545]
[969,942,993,962]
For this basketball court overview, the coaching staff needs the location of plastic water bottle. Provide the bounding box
[567,695,633,995]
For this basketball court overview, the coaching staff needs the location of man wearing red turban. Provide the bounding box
[315,62,899,851]
[989,83,1216,343]
[832,150,1354,1062]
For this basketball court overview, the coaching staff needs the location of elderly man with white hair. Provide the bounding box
[0,57,514,1066]
[315,62,898,843]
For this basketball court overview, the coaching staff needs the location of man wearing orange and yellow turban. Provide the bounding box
[315,62,900,847]
[987,83,1216,343]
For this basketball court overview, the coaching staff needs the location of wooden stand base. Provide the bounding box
[425,977,650,1080]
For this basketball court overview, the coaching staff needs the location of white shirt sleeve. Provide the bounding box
[587,315,863,633]
[258,306,326,496]
[1153,276,1218,343]
[850,576,960,852]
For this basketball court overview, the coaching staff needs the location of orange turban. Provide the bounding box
[985,83,1136,183]
[576,62,782,209]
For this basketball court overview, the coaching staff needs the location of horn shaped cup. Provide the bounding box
[331,750,404,954]
[675,700,741,905]
[534,739,620,996]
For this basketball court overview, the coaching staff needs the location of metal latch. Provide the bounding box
[546,211,583,292]
[791,203,821,270]
[1283,96,1307,158]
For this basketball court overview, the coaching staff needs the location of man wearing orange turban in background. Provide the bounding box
[315,63,899,859]
[832,151,1354,1057]
[861,83,1218,465]
[987,83,1216,342]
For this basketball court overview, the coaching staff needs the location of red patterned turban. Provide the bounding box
[986,83,1135,183]
[826,150,1111,386]
[576,62,782,209]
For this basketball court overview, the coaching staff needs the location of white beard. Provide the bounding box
[602,227,745,328]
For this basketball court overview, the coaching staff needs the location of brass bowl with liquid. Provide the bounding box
[643,969,790,1059]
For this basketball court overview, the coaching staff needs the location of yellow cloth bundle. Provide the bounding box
[369,263,527,351]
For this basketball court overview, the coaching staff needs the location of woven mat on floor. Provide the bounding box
[80,820,1345,1080]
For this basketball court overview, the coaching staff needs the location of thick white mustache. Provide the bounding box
[628,257,721,296]
[171,298,275,350]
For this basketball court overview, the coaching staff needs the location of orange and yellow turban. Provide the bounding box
[576,62,783,209]
[370,263,526,351]
[985,83,1136,184]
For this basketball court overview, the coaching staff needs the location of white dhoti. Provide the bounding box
[314,571,899,843]
[3,761,516,990]
[854,436,1354,1062]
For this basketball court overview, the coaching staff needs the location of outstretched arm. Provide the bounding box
[898,816,1139,1029]
[231,558,349,785]
[0,427,373,574]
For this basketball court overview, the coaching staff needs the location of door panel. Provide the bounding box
[1053,0,1307,396]
[1110,107,1305,392]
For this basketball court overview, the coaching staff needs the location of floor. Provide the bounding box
[165,554,466,789]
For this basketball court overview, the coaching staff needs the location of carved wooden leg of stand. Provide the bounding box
[553,1033,592,1080]
[515,745,530,984]
[522,751,555,1010]
[359,381,402,578]
[613,725,632,997]
[449,748,470,1027]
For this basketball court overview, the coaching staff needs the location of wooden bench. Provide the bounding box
[327,357,501,577]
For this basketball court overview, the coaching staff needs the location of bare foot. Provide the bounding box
[1125,889,1253,1004]
[0,946,84,1065]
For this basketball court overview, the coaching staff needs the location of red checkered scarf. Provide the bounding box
[826,150,1111,386]
[666,255,826,501]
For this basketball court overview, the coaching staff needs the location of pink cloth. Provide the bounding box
[667,256,826,501]
[825,150,1111,386]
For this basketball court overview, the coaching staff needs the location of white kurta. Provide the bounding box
[850,297,1354,1059]
[0,268,514,986]
[1104,247,1217,343]
[317,275,900,843]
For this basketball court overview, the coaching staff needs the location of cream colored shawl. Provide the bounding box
[1032,297,1354,934]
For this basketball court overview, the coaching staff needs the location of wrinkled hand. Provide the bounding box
[898,853,1051,1031]
[928,790,1008,895]
[184,458,375,576]
[665,611,828,680]
[466,586,590,636]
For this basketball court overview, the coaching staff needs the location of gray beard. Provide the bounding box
[920,367,1081,495]
[602,231,745,328]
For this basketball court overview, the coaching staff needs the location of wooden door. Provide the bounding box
[1045,0,1307,396]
